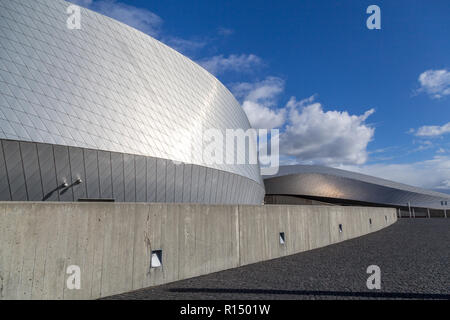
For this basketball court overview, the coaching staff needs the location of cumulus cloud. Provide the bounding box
[69,0,210,56]
[218,27,234,36]
[242,101,286,130]
[69,0,163,36]
[340,155,450,194]
[281,97,375,165]
[198,54,263,75]
[418,69,450,99]
[162,37,207,55]
[414,122,450,137]
[232,77,375,165]
[67,2,259,62]
[231,77,286,129]
[438,179,450,191]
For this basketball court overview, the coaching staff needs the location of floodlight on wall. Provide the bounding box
[339,224,343,233]
[60,178,84,196]
[42,181,70,201]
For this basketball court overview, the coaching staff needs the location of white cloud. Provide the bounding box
[198,54,263,75]
[69,0,163,37]
[68,2,259,63]
[162,37,207,55]
[438,179,450,190]
[414,122,450,137]
[418,69,450,99]
[69,0,211,56]
[232,77,375,165]
[339,155,450,194]
[231,77,286,129]
[242,101,286,130]
[69,0,93,6]
[218,27,234,36]
[281,97,375,165]
[232,77,284,102]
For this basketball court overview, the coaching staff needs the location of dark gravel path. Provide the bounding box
[106,219,450,300]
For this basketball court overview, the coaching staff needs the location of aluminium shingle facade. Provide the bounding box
[0,0,265,204]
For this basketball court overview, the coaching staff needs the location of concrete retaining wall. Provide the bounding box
[0,202,396,300]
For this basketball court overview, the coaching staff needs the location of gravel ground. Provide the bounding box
[106,219,450,300]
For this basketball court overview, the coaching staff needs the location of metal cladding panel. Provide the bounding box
[146,157,157,202]
[241,180,250,205]
[227,173,234,204]
[0,138,265,205]
[236,177,244,204]
[0,0,264,195]
[37,143,59,201]
[197,166,206,203]
[84,149,100,199]
[222,172,230,204]
[135,155,147,202]
[228,174,237,204]
[0,140,11,200]
[216,171,225,204]
[111,152,125,202]
[20,142,43,201]
[3,140,27,200]
[228,174,235,204]
[68,146,86,201]
[174,163,184,203]
[230,172,239,203]
[190,165,200,203]
[53,145,73,201]
[98,150,113,199]
[230,174,237,203]
[222,173,230,204]
[225,174,232,204]
[233,176,241,204]
[210,169,218,204]
[123,154,136,202]
[165,160,176,203]
[156,158,166,203]
[204,168,212,204]
[182,164,192,203]
[264,165,450,209]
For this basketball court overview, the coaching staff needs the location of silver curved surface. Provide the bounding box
[264,165,450,209]
[0,0,262,186]
[0,0,265,203]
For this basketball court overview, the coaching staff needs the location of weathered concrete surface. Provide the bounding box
[238,205,395,266]
[0,202,396,300]
[107,219,449,300]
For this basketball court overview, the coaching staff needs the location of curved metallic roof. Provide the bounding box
[0,0,263,186]
[264,165,450,209]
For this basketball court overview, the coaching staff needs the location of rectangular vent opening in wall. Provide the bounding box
[151,250,162,268]
[339,224,343,233]
[279,232,285,245]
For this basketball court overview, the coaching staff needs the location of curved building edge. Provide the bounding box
[0,138,265,204]
[264,165,450,210]
[0,0,263,187]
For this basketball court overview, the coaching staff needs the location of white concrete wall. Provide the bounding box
[0,202,396,300]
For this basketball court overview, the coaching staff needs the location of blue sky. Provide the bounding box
[71,0,450,193]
